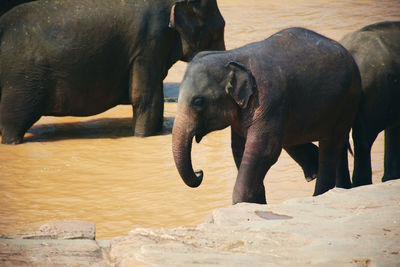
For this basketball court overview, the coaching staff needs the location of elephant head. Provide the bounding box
[169,0,226,61]
[172,55,256,187]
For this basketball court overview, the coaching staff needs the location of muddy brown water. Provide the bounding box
[1,0,399,239]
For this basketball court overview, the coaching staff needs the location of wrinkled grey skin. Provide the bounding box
[0,0,225,144]
[337,21,400,186]
[172,27,361,204]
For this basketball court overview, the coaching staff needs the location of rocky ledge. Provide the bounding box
[1,180,399,266]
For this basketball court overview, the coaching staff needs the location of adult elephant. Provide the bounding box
[0,0,225,144]
[338,21,400,186]
[172,27,361,204]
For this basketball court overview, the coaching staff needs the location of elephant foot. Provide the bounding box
[351,176,372,187]
[232,187,267,205]
[305,173,317,182]
[313,177,336,196]
[382,175,400,182]
[132,114,164,137]
[1,135,23,145]
[133,127,162,137]
[1,128,24,144]
[132,119,163,137]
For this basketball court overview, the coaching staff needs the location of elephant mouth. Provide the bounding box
[195,134,204,144]
[195,128,210,143]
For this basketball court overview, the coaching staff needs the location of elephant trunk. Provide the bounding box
[172,113,203,188]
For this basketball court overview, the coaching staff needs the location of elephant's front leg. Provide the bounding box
[130,57,164,137]
[232,124,282,204]
[231,128,246,170]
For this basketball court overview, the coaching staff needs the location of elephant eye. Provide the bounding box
[192,97,206,109]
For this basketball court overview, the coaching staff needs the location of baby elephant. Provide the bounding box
[172,27,361,204]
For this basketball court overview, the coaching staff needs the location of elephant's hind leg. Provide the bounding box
[335,143,352,189]
[285,143,319,182]
[314,136,347,196]
[352,126,377,187]
[382,125,400,182]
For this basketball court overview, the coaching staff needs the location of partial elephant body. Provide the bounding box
[339,21,400,186]
[0,0,225,144]
[0,0,35,16]
[172,27,361,204]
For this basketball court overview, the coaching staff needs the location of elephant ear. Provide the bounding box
[169,0,201,41]
[225,61,256,109]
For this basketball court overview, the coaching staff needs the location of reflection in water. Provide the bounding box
[25,116,175,143]
[1,0,398,239]
[26,118,134,142]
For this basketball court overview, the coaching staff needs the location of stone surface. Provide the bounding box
[108,180,400,266]
[1,180,399,266]
[7,221,96,240]
[0,238,107,267]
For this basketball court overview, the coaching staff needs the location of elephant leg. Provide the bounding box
[335,141,352,189]
[382,125,400,182]
[352,122,377,187]
[231,127,245,170]
[130,57,164,137]
[284,143,319,182]
[0,87,43,144]
[232,123,282,204]
[314,136,346,196]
